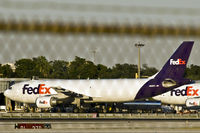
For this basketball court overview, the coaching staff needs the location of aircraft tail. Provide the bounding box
[135,41,194,99]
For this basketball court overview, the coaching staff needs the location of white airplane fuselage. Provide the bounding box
[5,79,148,104]
[153,83,200,105]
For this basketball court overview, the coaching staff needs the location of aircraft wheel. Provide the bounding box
[73,108,79,113]
[103,108,107,113]
[24,107,29,113]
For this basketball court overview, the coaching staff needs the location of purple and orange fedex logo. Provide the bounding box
[22,84,51,95]
[39,100,48,104]
[170,59,186,65]
[171,86,199,96]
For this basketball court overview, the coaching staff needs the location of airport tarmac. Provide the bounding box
[0,119,200,133]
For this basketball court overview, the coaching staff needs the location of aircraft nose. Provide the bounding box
[4,90,10,98]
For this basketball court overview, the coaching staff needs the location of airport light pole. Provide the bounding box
[91,48,97,64]
[135,43,145,78]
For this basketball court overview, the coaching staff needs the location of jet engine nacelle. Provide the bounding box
[162,78,177,88]
[36,96,57,108]
[186,98,200,107]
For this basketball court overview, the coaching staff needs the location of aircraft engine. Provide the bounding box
[162,78,177,88]
[186,98,200,107]
[36,96,57,108]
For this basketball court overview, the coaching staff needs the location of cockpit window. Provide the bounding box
[8,81,15,90]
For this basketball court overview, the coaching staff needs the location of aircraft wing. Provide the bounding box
[50,86,101,99]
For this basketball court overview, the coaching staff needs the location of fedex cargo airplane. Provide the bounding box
[153,82,200,109]
[4,41,194,111]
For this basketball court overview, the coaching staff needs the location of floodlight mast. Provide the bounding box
[135,43,145,78]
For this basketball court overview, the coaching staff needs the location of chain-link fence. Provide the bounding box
[0,0,199,69]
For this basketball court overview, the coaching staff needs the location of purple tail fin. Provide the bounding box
[154,41,194,80]
[135,41,194,100]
